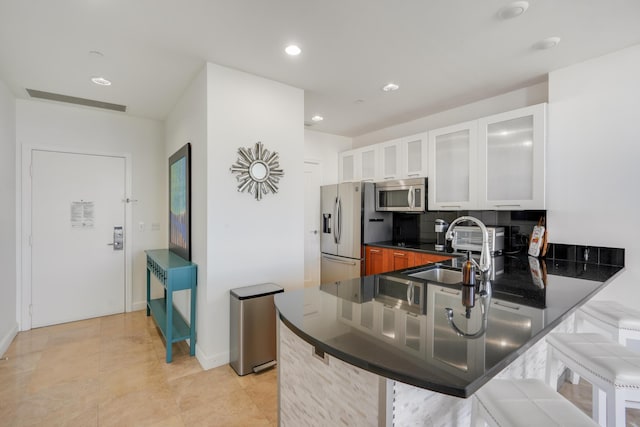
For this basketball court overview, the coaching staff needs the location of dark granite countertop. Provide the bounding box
[366,240,454,255]
[274,254,624,398]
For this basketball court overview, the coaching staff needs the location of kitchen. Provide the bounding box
[287,100,627,424]
[1,1,640,426]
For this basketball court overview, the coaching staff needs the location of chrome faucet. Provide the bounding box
[444,216,493,338]
[445,216,492,281]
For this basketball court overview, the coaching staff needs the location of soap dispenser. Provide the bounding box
[461,252,476,319]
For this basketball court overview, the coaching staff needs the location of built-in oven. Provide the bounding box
[375,178,427,213]
[374,275,426,315]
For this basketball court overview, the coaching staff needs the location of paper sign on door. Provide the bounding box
[71,201,94,228]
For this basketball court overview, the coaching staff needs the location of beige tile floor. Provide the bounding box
[4,311,640,426]
[0,311,277,427]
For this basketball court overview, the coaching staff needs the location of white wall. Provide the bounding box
[352,82,548,147]
[164,66,208,364]
[547,44,640,301]
[0,79,17,356]
[16,100,166,323]
[206,62,304,367]
[166,63,304,369]
[304,129,352,185]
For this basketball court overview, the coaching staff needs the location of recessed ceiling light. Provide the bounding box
[285,45,301,56]
[497,1,529,20]
[91,76,112,86]
[382,83,399,92]
[311,115,324,122]
[533,36,561,50]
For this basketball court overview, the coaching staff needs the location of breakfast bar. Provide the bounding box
[274,252,624,426]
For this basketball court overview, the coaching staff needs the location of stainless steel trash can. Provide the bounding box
[229,283,284,376]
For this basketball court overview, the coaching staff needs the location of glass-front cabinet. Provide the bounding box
[360,146,378,182]
[378,133,428,181]
[339,146,379,182]
[339,151,356,182]
[478,104,546,210]
[428,121,478,210]
[379,139,402,180]
[402,132,428,178]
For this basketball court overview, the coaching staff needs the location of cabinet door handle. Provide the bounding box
[384,176,394,180]
[440,288,460,295]
[393,252,406,256]
[494,301,520,310]
[408,173,420,177]
[493,204,522,208]
[441,205,462,209]
[370,249,380,253]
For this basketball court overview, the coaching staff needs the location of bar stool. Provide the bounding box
[576,300,640,346]
[570,300,640,385]
[545,333,640,427]
[472,378,598,426]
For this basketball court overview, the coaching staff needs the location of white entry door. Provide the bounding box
[304,161,321,288]
[31,150,126,327]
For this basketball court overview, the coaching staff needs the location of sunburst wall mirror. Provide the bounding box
[230,141,284,201]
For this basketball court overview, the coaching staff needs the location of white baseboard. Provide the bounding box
[0,323,19,357]
[196,346,229,371]
[131,300,147,312]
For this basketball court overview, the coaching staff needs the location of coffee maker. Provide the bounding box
[434,219,449,251]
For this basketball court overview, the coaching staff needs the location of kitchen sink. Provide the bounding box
[407,267,463,284]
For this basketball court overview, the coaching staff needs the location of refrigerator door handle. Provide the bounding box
[322,254,357,266]
[333,197,339,244]
[336,197,342,244]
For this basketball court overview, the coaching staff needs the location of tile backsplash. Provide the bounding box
[547,243,625,267]
[390,210,625,267]
[394,209,547,255]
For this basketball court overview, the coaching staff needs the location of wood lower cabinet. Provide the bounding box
[365,245,452,275]
[389,250,416,271]
[365,246,386,275]
[415,253,452,266]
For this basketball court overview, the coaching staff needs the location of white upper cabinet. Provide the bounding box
[402,132,428,178]
[339,146,379,182]
[340,132,428,183]
[339,151,356,182]
[379,139,402,180]
[428,121,478,210]
[338,104,546,205]
[478,104,546,210]
[359,146,378,182]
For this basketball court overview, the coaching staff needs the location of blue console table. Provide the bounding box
[145,249,197,363]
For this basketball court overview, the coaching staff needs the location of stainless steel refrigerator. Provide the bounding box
[320,182,392,283]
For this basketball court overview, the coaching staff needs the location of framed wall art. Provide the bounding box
[169,143,191,260]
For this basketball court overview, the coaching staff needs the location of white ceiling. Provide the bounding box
[1,1,640,137]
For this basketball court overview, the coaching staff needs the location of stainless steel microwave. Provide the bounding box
[375,178,427,213]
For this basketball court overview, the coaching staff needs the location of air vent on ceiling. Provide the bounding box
[26,89,127,112]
